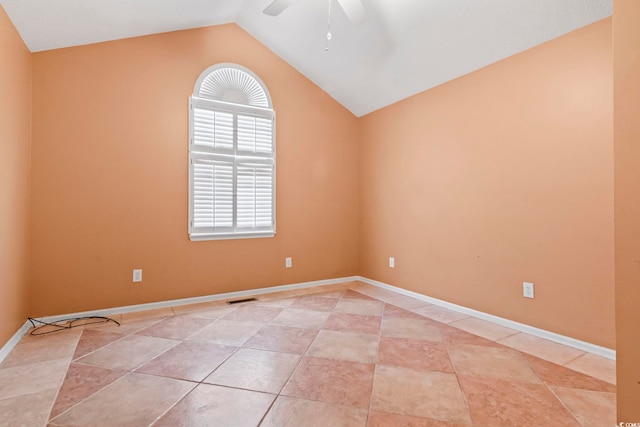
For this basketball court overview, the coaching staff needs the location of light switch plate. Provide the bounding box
[523,282,534,298]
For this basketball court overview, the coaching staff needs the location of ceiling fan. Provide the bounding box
[263,0,368,25]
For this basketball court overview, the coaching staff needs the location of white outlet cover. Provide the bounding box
[133,269,142,282]
[285,257,292,268]
[523,282,534,299]
[389,257,395,268]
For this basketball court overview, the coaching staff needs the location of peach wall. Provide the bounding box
[30,24,359,316]
[0,6,31,345]
[614,0,640,420]
[359,19,615,348]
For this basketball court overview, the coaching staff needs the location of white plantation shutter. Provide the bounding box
[189,64,275,241]
[237,115,273,154]
[192,159,234,230]
[192,108,234,151]
[237,162,274,229]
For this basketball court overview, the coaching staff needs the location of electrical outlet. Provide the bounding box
[133,269,142,283]
[285,257,292,268]
[523,282,534,298]
[389,257,395,268]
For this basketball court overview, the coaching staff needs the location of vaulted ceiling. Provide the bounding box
[1,0,611,116]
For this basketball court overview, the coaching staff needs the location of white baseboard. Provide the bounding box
[36,276,359,324]
[357,276,616,361]
[0,276,358,363]
[0,321,32,364]
[0,274,615,364]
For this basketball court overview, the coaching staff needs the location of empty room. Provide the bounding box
[1,0,639,425]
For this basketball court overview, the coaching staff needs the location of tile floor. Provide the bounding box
[0,281,616,426]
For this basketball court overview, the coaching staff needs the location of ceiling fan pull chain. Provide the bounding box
[326,0,332,51]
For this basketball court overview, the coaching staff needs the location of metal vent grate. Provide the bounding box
[227,297,258,305]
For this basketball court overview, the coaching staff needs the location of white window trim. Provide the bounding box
[188,65,276,241]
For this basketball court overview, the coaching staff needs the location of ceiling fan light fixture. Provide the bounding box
[263,0,368,24]
[263,0,297,16]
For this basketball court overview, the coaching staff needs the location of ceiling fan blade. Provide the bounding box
[263,0,298,16]
[336,0,368,24]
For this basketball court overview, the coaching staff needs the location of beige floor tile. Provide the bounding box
[322,282,354,291]
[76,334,177,371]
[0,358,69,400]
[497,333,585,365]
[346,282,378,292]
[449,344,542,384]
[335,298,384,316]
[204,348,300,393]
[459,376,581,427]
[289,287,322,296]
[0,329,80,368]
[255,297,297,308]
[243,325,318,354]
[259,290,297,301]
[311,289,347,299]
[354,287,400,300]
[0,389,57,427]
[72,329,126,359]
[371,365,472,425]
[368,410,466,427]
[552,387,616,427]
[50,363,127,419]
[564,353,616,385]
[521,352,615,393]
[378,336,454,373]
[449,317,518,341]
[306,330,379,363]
[170,300,226,314]
[135,314,213,340]
[261,396,368,427]
[136,341,236,382]
[120,307,174,322]
[282,357,374,409]
[270,308,331,329]
[411,305,470,324]
[49,373,194,427]
[220,305,284,322]
[182,305,237,319]
[382,294,431,310]
[186,319,264,346]
[381,316,442,341]
[153,383,275,427]
[86,316,166,335]
[324,312,382,335]
[289,296,339,312]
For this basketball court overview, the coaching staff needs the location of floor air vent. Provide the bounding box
[227,297,258,305]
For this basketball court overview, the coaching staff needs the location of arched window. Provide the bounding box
[189,64,275,240]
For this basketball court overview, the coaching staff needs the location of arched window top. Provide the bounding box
[193,63,272,109]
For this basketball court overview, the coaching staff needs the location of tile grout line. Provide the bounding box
[546,385,588,427]
[441,319,475,426]
[365,290,389,427]
[519,354,589,426]
[48,367,132,424]
[562,352,589,367]
[42,333,81,427]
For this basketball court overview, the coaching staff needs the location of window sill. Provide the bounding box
[189,231,275,241]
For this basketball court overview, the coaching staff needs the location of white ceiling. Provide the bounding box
[1,0,611,117]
